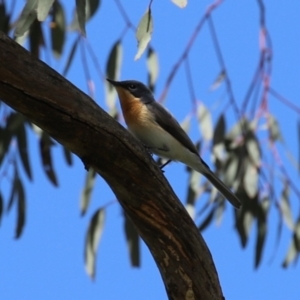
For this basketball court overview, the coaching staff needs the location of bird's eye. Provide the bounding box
[128,84,136,90]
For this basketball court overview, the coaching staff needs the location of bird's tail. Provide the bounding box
[202,168,241,209]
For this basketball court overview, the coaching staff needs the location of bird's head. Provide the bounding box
[107,79,154,104]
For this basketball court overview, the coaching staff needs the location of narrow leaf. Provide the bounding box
[51,0,66,58]
[171,0,188,8]
[124,212,140,267]
[80,168,96,216]
[0,127,11,166]
[7,166,17,212]
[223,153,238,185]
[282,239,298,268]
[37,0,55,21]
[243,161,258,198]
[0,2,10,34]
[75,0,86,36]
[198,207,215,232]
[15,178,26,238]
[63,146,73,166]
[105,41,122,109]
[180,115,191,133]
[85,208,105,278]
[16,122,32,180]
[197,103,213,141]
[39,132,58,186]
[210,70,226,91]
[146,47,159,91]
[14,0,38,37]
[213,114,226,146]
[255,205,266,268]
[185,170,200,219]
[134,9,153,60]
[63,36,80,76]
[69,0,100,32]
[29,19,45,57]
[86,0,101,20]
[267,114,283,143]
[280,183,294,230]
[246,137,261,167]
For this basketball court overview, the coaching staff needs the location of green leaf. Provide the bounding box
[29,19,45,57]
[37,0,55,21]
[75,0,86,36]
[85,208,105,278]
[280,183,294,230]
[63,146,73,166]
[226,118,249,144]
[294,217,300,251]
[267,113,283,143]
[39,132,58,186]
[214,201,225,226]
[209,70,226,91]
[51,0,66,58]
[70,0,100,33]
[15,177,26,238]
[134,9,153,60]
[198,207,215,232]
[16,122,32,181]
[180,115,191,134]
[282,238,298,268]
[63,36,80,76]
[105,40,122,109]
[0,2,10,34]
[213,114,226,146]
[124,212,140,267]
[234,193,256,248]
[14,0,38,37]
[146,47,159,91]
[246,136,261,167]
[86,0,101,20]
[80,168,96,216]
[171,0,188,8]
[0,127,11,166]
[243,160,258,198]
[197,103,213,141]
[7,112,24,133]
[7,166,17,212]
[185,170,201,219]
[255,205,266,268]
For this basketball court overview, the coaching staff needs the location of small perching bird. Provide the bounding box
[107,79,241,209]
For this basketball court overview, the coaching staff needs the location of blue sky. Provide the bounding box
[1,0,300,299]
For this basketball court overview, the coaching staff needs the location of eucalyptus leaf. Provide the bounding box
[134,9,153,60]
[14,0,38,37]
[37,0,55,21]
[85,208,105,278]
[124,212,140,267]
[197,103,213,141]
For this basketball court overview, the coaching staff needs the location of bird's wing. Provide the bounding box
[147,101,200,157]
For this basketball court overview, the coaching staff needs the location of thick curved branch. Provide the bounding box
[0,32,223,300]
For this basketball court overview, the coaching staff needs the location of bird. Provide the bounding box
[107,79,241,209]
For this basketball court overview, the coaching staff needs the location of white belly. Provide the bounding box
[128,122,202,170]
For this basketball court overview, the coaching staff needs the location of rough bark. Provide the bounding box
[0,31,224,300]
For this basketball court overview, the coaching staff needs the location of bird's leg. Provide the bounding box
[160,159,172,170]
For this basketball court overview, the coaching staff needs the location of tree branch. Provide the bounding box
[0,31,223,300]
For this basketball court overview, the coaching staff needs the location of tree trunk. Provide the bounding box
[0,31,224,300]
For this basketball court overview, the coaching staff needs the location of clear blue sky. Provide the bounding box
[1,0,300,299]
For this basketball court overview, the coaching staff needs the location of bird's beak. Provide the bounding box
[106,78,122,87]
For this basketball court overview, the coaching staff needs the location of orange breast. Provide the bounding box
[115,87,153,127]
